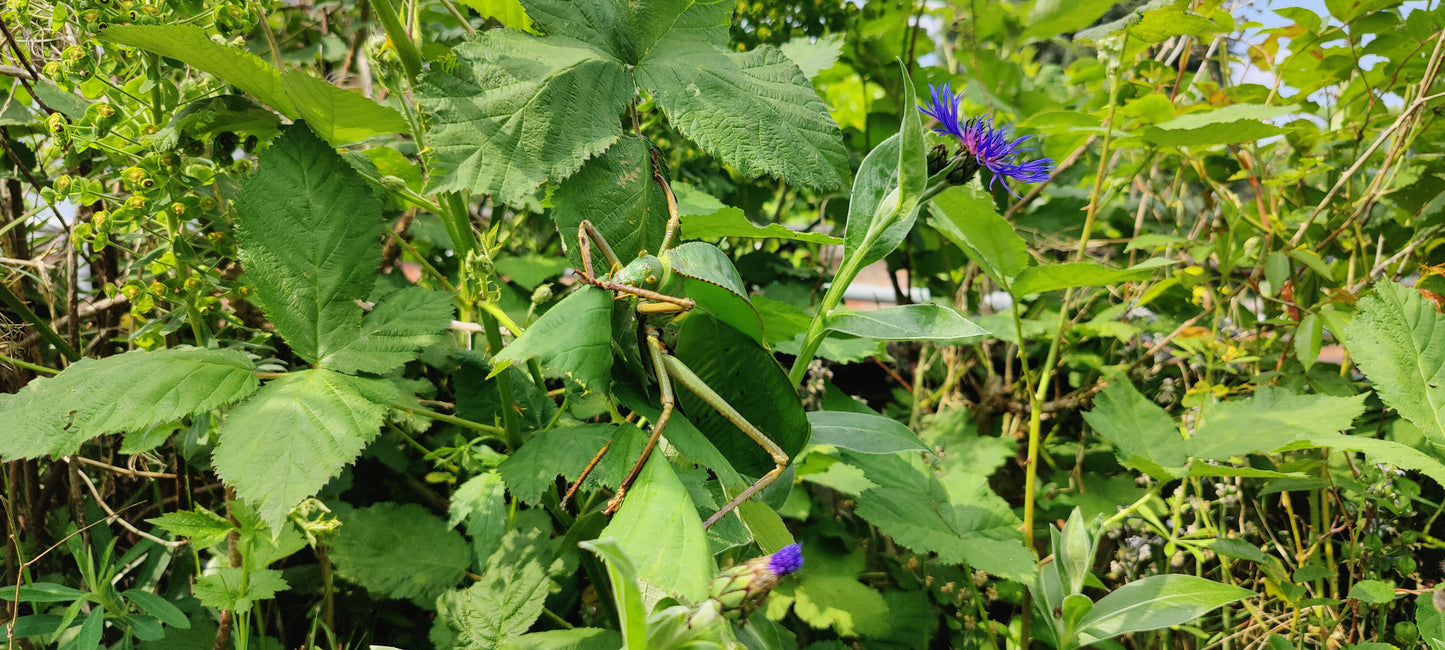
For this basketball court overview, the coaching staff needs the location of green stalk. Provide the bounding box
[1019,36,1124,650]
[367,0,422,82]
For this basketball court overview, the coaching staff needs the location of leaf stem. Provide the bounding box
[0,353,58,375]
[388,400,508,442]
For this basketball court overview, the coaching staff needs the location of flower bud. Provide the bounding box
[706,543,802,620]
[927,144,949,176]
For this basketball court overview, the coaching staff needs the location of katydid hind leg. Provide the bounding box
[660,354,790,529]
[605,331,675,515]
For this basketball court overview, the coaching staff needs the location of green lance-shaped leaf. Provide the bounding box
[321,287,455,375]
[520,0,693,65]
[100,25,296,116]
[580,538,649,649]
[600,454,715,603]
[1082,378,1188,480]
[636,39,849,191]
[278,69,410,145]
[665,241,766,347]
[824,304,988,343]
[1076,575,1255,644]
[842,64,927,269]
[1342,280,1445,445]
[927,182,1029,287]
[329,502,471,603]
[100,26,407,145]
[806,411,927,455]
[672,311,810,478]
[492,285,613,391]
[551,135,671,273]
[212,369,395,532]
[1009,258,1176,296]
[0,348,258,460]
[235,124,383,365]
[416,30,633,205]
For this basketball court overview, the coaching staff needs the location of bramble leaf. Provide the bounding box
[212,369,394,532]
[1343,280,1445,445]
[416,30,632,205]
[235,125,383,365]
[193,568,289,612]
[550,135,670,272]
[434,529,558,649]
[278,69,410,144]
[1083,379,1188,479]
[636,39,849,191]
[330,502,471,602]
[321,287,455,375]
[0,347,258,460]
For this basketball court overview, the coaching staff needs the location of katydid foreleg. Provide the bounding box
[660,354,789,529]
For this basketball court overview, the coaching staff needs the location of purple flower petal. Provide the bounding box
[918,84,1054,194]
[767,543,804,576]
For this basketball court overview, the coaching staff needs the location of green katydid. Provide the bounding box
[554,151,810,529]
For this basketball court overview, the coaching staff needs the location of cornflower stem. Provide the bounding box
[786,171,955,386]
[1017,39,1123,650]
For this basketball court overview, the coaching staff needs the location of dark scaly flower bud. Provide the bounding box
[706,543,803,620]
[926,143,949,176]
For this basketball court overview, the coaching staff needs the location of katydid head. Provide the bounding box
[613,254,668,289]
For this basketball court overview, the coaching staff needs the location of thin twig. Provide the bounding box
[72,456,178,479]
[68,458,186,549]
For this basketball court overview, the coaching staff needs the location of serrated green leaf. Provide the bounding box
[1186,387,1366,460]
[636,39,848,190]
[100,25,296,115]
[32,80,88,120]
[787,549,890,637]
[1418,592,1445,649]
[1300,432,1445,487]
[1343,281,1445,445]
[0,347,258,460]
[213,369,394,532]
[1082,379,1187,479]
[807,411,926,455]
[849,452,1035,582]
[321,287,455,375]
[235,125,383,365]
[278,69,410,145]
[494,286,613,391]
[146,508,234,549]
[600,455,714,602]
[1010,258,1176,296]
[825,304,988,342]
[435,529,557,649]
[416,30,632,205]
[1077,575,1254,643]
[449,471,508,568]
[927,183,1029,286]
[550,134,670,272]
[193,568,288,611]
[330,502,471,602]
[496,423,644,506]
[519,0,692,65]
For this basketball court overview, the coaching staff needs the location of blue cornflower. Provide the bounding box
[767,543,804,576]
[920,83,1054,197]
